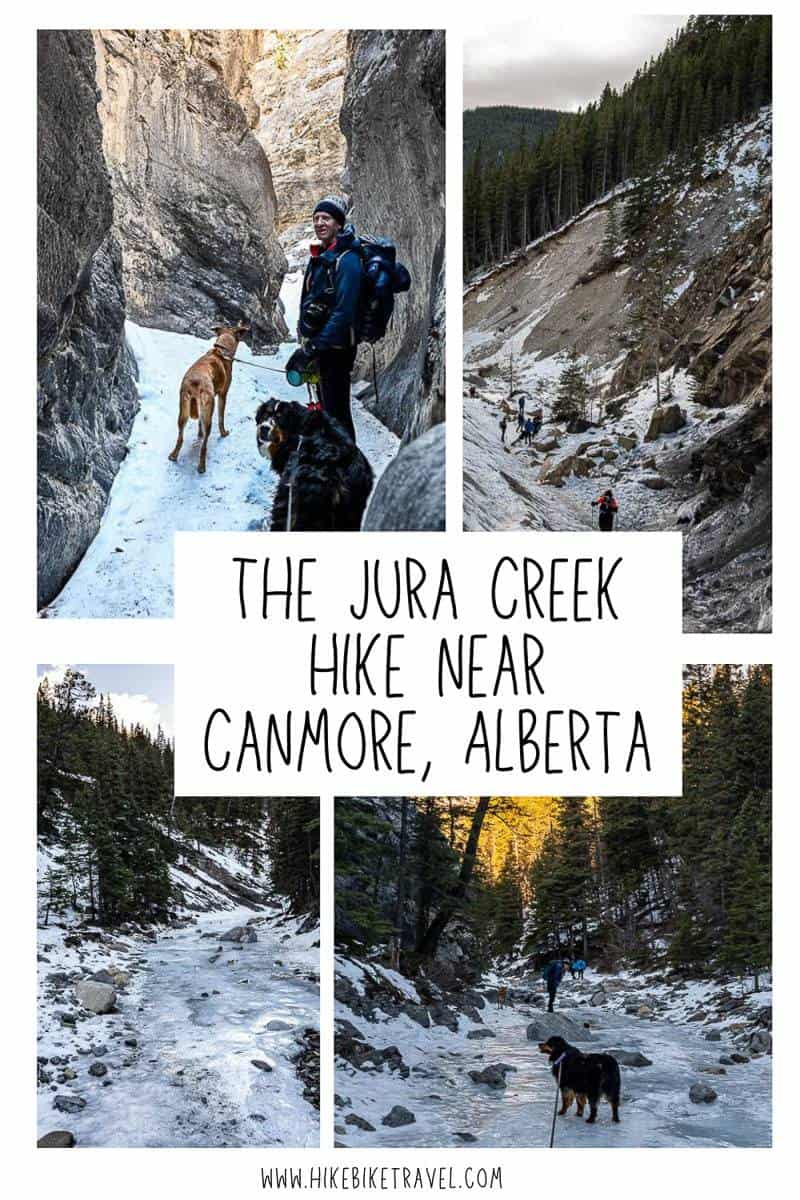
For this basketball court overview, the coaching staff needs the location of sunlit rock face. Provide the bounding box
[248,30,348,242]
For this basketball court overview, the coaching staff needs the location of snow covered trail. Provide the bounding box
[45,267,399,618]
[38,908,319,1147]
[336,979,771,1149]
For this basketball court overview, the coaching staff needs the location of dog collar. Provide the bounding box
[553,1053,567,1066]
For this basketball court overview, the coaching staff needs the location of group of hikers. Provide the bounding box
[282,193,410,444]
[496,956,588,1014]
[496,391,620,531]
[499,393,543,447]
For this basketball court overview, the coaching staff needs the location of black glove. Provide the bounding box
[285,345,318,384]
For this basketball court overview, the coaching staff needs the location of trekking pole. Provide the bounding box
[371,344,381,409]
[549,1057,564,1149]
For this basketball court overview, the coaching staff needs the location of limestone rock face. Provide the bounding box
[92,29,287,348]
[37,31,138,608]
[363,424,445,531]
[340,30,445,441]
[249,31,347,238]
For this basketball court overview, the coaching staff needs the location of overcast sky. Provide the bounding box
[464,15,689,111]
[38,664,174,739]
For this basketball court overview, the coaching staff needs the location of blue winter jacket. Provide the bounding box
[544,960,564,987]
[299,225,363,352]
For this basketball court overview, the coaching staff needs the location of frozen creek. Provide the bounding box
[336,975,771,1149]
[38,909,319,1147]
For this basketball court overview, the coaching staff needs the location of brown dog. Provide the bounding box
[168,322,249,474]
[497,985,509,1009]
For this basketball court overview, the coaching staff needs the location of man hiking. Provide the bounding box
[571,958,587,980]
[592,488,619,531]
[543,957,564,1012]
[286,195,361,442]
[500,415,508,443]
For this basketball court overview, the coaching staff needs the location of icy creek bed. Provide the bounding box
[38,908,319,1147]
[336,969,771,1149]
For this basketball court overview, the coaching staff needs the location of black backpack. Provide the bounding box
[353,236,411,344]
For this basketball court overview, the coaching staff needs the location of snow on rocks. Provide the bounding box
[75,980,117,1014]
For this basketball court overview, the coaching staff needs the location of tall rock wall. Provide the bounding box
[340,30,445,442]
[92,29,287,348]
[37,31,138,608]
[249,31,347,240]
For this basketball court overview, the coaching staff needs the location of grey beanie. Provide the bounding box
[313,195,348,226]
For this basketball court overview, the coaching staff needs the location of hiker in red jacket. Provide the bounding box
[592,489,619,531]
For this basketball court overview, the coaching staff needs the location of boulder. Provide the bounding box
[749,1029,772,1054]
[466,1029,496,1040]
[266,1019,292,1031]
[641,475,673,490]
[53,1096,86,1114]
[251,1060,273,1072]
[618,434,638,450]
[590,989,606,1006]
[644,403,686,442]
[428,1002,459,1032]
[468,1063,515,1089]
[381,1105,416,1128]
[454,1131,478,1143]
[88,1062,108,1078]
[220,925,258,944]
[541,453,594,486]
[526,1013,592,1042]
[363,424,445,531]
[345,1113,375,1132]
[636,1006,654,1019]
[604,1049,652,1068]
[75,980,116,1015]
[38,1130,76,1148]
[689,1082,717,1104]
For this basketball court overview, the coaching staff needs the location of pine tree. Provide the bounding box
[553,348,590,426]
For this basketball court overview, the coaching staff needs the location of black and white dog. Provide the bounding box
[255,398,374,531]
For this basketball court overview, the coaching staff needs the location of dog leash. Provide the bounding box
[285,436,305,532]
[549,1054,566,1149]
[212,343,289,377]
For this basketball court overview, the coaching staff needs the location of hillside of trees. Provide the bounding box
[37,669,319,926]
[463,105,563,166]
[464,15,772,271]
[336,665,771,988]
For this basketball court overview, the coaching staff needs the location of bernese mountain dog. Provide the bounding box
[255,398,374,532]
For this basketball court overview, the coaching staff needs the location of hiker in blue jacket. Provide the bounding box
[286,195,362,441]
[544,957,564,1012]
[571,958,587,980]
